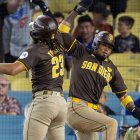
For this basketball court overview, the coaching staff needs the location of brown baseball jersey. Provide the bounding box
[17,32,82,94]
[17,42,64,94]
[61,33,127,104]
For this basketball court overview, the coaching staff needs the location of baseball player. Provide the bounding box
[33,1,140,140]
[0,1,92,140]
[60,25,140,140]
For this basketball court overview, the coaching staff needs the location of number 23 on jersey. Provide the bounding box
[51,54,64,78]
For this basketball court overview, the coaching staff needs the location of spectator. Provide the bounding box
[92,2,113,34]
[0,0,22,62]
[99,91,116,115]
[89,0,127,18]
[76,15,95,51]
[124,124,140,140]
[0,75,21,115]
[73,2,113,37]
[3,0,36,63]
[54,11,72,79]
[114,16,140,53]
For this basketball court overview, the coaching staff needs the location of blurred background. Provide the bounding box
[0,0,140,140]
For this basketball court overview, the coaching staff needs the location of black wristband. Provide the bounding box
[131,107,140,121]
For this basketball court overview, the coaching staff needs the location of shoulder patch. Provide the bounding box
[19,52,28,59]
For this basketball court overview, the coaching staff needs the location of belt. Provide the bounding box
[70,97,98,110]
[33,90,63,99]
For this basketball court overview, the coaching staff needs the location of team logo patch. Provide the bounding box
[108,34,113,41]
[19,52,28,59]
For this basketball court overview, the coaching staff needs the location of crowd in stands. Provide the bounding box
[0,0,140,140]
[0,75,21,115]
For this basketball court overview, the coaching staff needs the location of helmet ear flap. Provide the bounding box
[30,30,40,40]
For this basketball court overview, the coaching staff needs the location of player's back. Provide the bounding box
[18,43,64,94]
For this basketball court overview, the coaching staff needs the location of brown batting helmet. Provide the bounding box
[30,15,58,41]
[92,31,115,50]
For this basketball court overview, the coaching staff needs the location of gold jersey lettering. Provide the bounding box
[106,73,112,82]
[91,63,98,72]
[98,66,104,75]
[81,61,88,69]
[86,62,93,70]
[81,60,112,82]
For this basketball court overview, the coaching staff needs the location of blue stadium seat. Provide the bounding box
[128,92,140,100]
[109,115,124,127]
[0,116,24,140]
[124,116,138,126]
[106,93,123,115]
[0,134,23,140]
[8,91,32,113]
[66,135,77,140]
[65,124,75,135]
[64,92,69,101]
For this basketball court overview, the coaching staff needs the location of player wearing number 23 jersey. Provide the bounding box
[16,14,84,140]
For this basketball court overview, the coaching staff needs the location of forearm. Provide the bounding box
[36,1,57,23]
[58,11,78,33]
[61,11,78,27]
[0,63,16,75]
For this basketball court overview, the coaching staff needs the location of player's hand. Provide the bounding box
[74,0,93,15]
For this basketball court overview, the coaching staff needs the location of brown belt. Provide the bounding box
[69,97,99,110]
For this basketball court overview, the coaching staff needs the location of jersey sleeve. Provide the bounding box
[16,46,40,71]
[61,33,86,58]
[109,67,127,94]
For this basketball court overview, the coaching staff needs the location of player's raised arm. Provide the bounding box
[0,62,25,75]
[30,0,93,33]
[30,0,57,24]
[59,0,93,33]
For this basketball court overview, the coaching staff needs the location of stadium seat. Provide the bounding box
[66,135,76,140]
[126,0,140,12]
[33,11,43,20]
[0,115,24,140]
[8,91,32,113]
[48,0,79,13]
[65,124,75,135]
[124,116,138,126]
[63,79,70,92]
[10,78,32,91]
[109,54,140,91]
[106,93,123,115]
[128,92,140,101]
[115,12,140,40]
[109,115,124,127]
